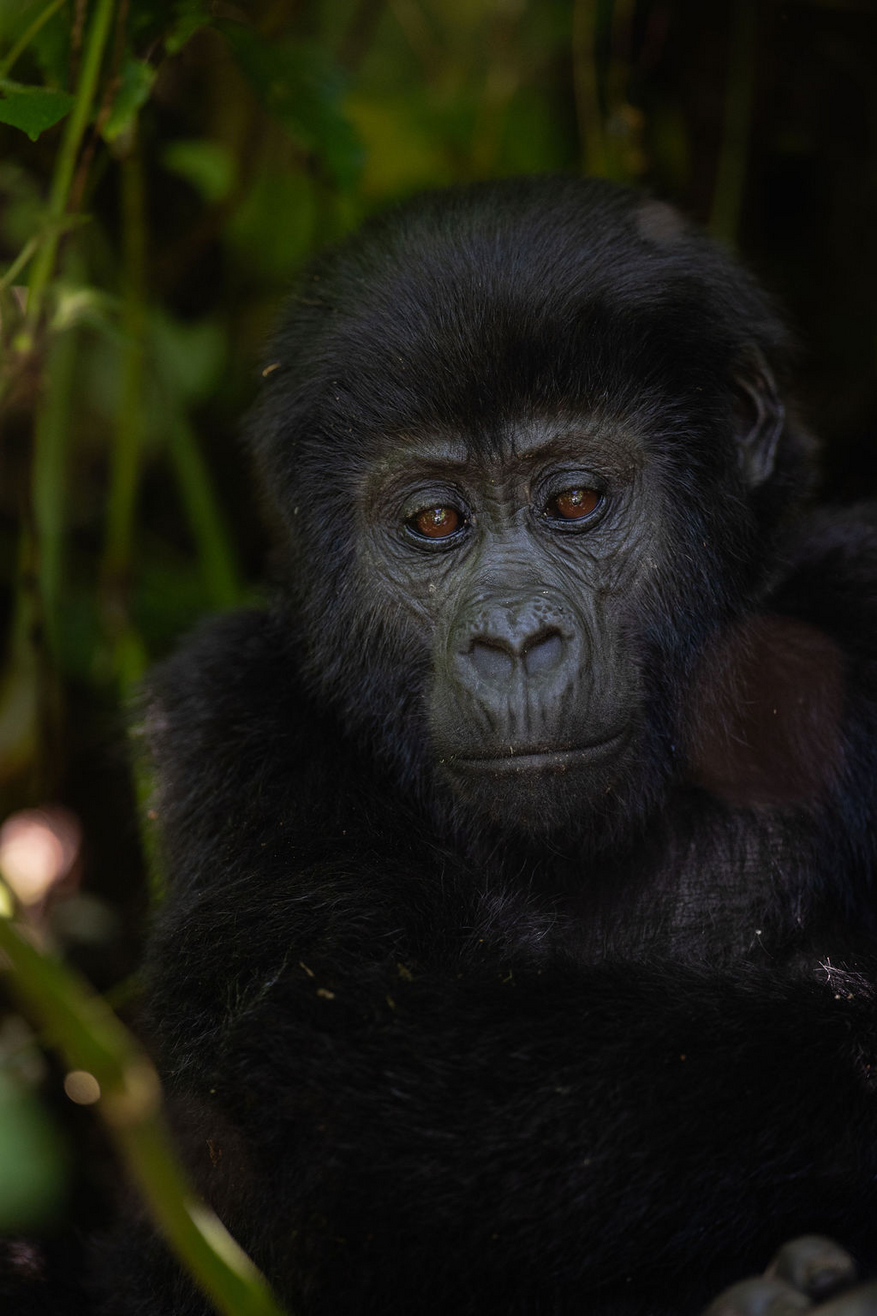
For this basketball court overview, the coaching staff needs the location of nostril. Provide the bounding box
[469,640,514,683]
[522,628,564,677]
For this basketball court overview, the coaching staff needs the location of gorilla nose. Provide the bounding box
[468,626,565,685]
[522,629,564,676]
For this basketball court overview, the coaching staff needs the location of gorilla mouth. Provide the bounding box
[451,731,628,774]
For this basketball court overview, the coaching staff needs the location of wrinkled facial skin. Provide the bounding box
[359,415,662,830]
[256,182,804,842]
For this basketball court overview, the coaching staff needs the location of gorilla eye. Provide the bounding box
[410,506,461,539]
[548,488,601,520]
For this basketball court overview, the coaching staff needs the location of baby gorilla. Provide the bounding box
[99,178,877,1315]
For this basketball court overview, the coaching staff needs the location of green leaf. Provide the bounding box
[102,58,156,143]
[161,138,235,204]
[26,2,70,90]
[225,169,317,277]
[346,96,452,196]
[0,79,73,141]
[166,0,213,55]
[52,283,121,335]
[0,161,44,248]
[217,22,364,188]
[0,1075,66,1229]
[149,309,225,406]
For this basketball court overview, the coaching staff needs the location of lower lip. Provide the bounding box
[450,733,627,774]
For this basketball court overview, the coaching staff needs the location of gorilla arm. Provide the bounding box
[146,874,877,1314]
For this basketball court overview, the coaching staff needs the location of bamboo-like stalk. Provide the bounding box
[166,410,242,611]
[32,326,77,661]
[0,235,40,292]
[102,143,146,589]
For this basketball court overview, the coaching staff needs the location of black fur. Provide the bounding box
[100,178,877,1314]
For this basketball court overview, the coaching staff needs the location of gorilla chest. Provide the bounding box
[464,806,808,969]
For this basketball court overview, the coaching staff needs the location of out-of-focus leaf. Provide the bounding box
[136,535,243,639]
[149,310,225,406]
[0,162,43,248]
[166,0,213,55]
[164,411,243,610]
[217,21,363,188]
[147,311,242,610]
[102,58,156,143]
[225,170,317,278]
[51,283,121,336]
[0,1075,66,1229]
[55,585,104,682]
[161,138,235,204]
[0,79,73,141]
[501,89,571,174]
[346,96,451,196]
[129,554,207,652]
[27,3,70,89]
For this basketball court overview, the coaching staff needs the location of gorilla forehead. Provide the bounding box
[257,177,788,479]
[360,412,646,488]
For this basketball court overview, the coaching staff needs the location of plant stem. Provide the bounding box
[0,0,69,79]
[167,411,242,611]
[0,896,291,1316]
[32,324,77,660]
[25,0,115,335]
[102,141,145,586]
[0,235,39,292]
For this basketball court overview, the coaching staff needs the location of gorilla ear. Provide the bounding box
[733,346,785,487]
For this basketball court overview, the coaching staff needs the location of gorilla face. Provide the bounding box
[358,414,660,830]
[252,178,807,840]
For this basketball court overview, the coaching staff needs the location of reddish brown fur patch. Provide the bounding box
[685,614,845,807]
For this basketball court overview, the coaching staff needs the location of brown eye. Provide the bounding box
[413,506,461,539]
[550,487,600,520]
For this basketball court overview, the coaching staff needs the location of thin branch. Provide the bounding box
[101,141,145,588]
[166,410,243,611]
[33,325,78,661]
[0,235,40,293]
[25,0,115,338]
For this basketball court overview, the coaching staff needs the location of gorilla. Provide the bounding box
[101,177,877,1315]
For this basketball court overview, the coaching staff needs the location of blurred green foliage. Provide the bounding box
[0,1070,66,1227]
[0,877,289,1312]
[0,0,875,1307]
